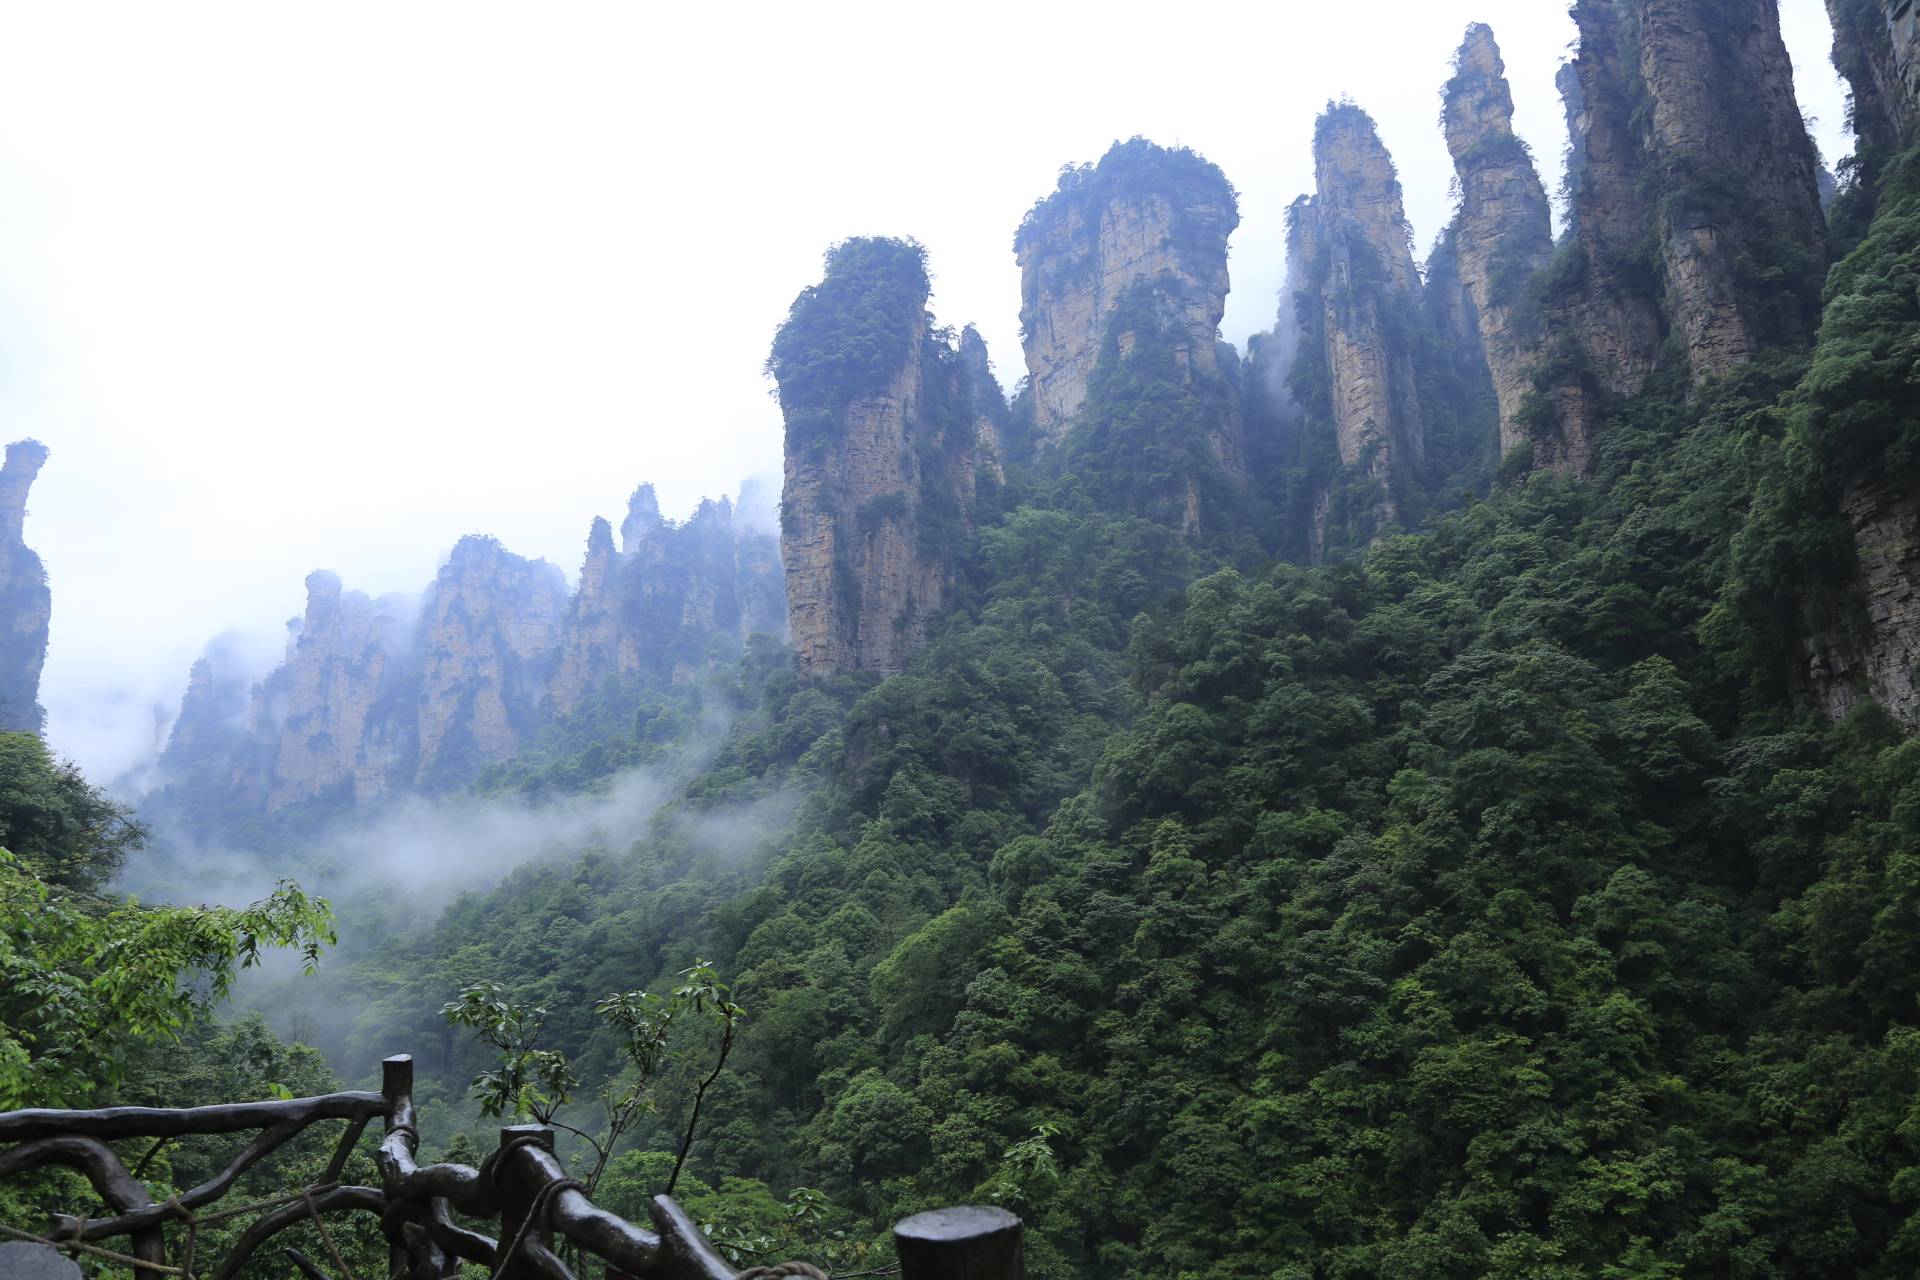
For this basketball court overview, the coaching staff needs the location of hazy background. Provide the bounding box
[0,0,1849,781]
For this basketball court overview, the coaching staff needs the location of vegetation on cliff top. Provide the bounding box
[769,237,931,456]
[1014,136,1239,256]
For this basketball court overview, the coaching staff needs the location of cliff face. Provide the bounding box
[1827,0,1920,179]
[1808,475,1920,727]
[1643,0,1828,369]
[959,325,1010,493]
[773,238,984,679]
[0,441,49,734]
[1287,107,1429,551]
[413,536,567,787]
[1442,24,1555,456]
[549,485,784,711]
[245,571,415,810]
[159,482,781,815]
[1542,0,1829,471]
[1016,139,1240,450]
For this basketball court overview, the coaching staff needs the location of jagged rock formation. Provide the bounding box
[548,486,784,713]
[413,537,567,787]
[155,484,781,815]
[1541,0,1829,471]
[1286,107,1429,553]
[1441,24,1555,456]
[245,572,415,810]
[772,238,989,679]
[1015,138,1240,450]
[0,441,49,734]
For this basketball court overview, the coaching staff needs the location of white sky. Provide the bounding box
[0,0,1849,780]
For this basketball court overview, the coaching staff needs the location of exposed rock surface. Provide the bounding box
[1893,0,1920,124]
[1643,0,1828,370]
[1286,107,1428,550]
[1808,476,1920,727]
[0,440,49,734]
[1424,231,1501,423]
[413,536,567,787]
[959,325,1010,492]
[158,482,782,814]
[1541,0,1829,472]
[245,571,415,810]
[1016,139,1239,448]
[1828,0,1920,196]
[773,238,992,679]
[550,487,784,712]
[1442,24,1555,455]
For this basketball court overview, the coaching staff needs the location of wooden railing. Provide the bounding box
[0,1054,1023,1280]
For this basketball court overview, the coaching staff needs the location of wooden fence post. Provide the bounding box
[380,1054,413,1279]
[495,1124,556,1280]
[893,1206,1023,1280]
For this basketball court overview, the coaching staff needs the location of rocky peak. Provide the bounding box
[549,485,786,714]
[621,483,664,555]
[247,571,413,810]
[414,536,567,786]
[772,237,978,678]
[1312,107,1419,295]
[0,439,50,734]
[1286,105,1429,551]
[582,517,616,595]
[1015,138,1239,445]
[0,439,48,546]
[1539,0,1829,472]
[959,325,1011,474]
[1441,23,1555,456]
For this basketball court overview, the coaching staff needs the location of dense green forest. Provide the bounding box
[11,24,1920,1280]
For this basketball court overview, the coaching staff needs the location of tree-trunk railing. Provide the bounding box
[0,1054,1022,1280]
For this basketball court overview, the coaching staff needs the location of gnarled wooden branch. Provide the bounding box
[204,1184,384,1280]
[0,1093,386,1143]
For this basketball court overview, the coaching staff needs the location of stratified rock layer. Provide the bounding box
[0,441,49,734]
[1016,139,1239,447]
[1442,24,1554,456]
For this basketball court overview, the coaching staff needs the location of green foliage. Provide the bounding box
[0,732,148,895]
[1058,280,1246,535]
[768,237,930,456]
[0,847,335,1108]
[1014,137,1238,259]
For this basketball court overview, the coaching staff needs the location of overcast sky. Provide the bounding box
[0,0,1850,780]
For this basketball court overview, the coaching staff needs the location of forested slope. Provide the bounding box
[261,126,1920,1275]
